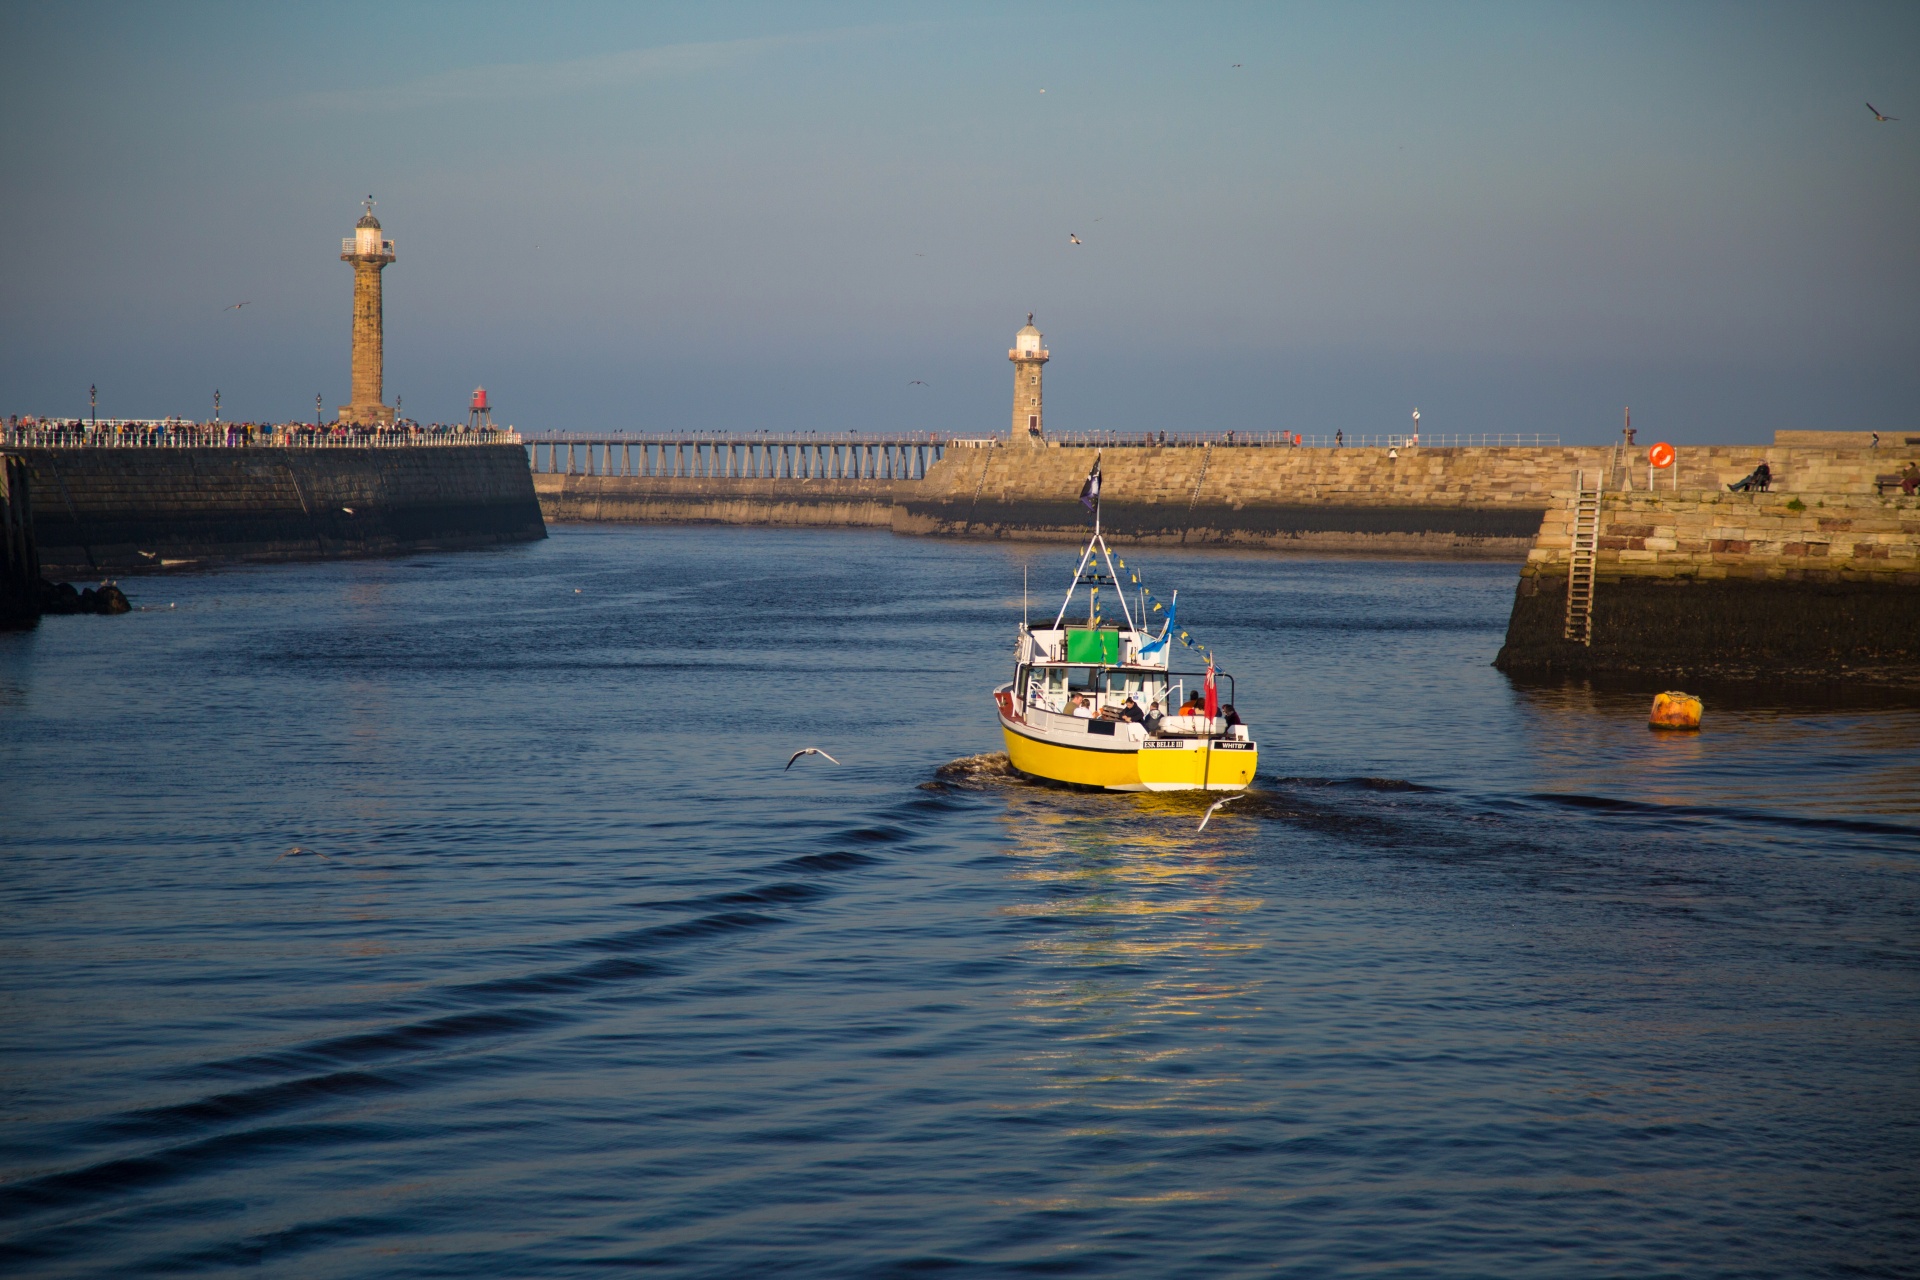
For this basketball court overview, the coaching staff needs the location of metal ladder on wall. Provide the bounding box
[1563,470,1602,645]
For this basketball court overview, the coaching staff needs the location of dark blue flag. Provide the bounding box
[1079,458,1102,512]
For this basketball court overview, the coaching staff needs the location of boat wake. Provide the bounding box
[928,752,1023,789]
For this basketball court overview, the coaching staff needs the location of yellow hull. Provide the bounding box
[1000,719,1257,792]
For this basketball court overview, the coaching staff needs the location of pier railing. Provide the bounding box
[526,432,949,481]
[3,422,522,449]
[1044,430,1564,449]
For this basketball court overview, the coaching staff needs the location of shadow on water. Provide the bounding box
[1501,669,1920,711]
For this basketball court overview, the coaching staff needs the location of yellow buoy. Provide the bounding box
[1649,691,1703,730]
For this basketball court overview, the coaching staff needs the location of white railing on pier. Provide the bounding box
[526,432,947,481]
[1043,430,1564,449]
[3,422,521,449]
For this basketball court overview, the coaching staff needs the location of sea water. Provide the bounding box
[2,525,1915,1277]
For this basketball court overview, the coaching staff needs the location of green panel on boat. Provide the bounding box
[1065,629,1120,664]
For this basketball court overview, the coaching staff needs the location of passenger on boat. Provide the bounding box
[1120,697,1145,723]
[1221,704,1242,729]
[1068,694,1094,719]
[1144,701,1164,734]
[1178,693,1205,716]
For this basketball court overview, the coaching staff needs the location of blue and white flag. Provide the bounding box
[1137,591,1175,659]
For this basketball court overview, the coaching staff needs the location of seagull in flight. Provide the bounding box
[1867,102,1898,122]
[1069,233,1082,245]
[276,845,330,861]
[341,507,354,515]
[225,301,251,310]
[1232,63,1242,68]
[785,747,841,770]
[1196,793,1245,831]
[908,380,928,386]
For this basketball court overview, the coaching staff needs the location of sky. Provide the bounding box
[2,1,1915,443]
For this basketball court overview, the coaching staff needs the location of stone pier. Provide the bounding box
[1494,448,1920,686]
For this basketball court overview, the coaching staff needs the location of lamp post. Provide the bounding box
[90,383,97,428]
[213,389,221,424]
[315,393,322,427]
[1411,407,1420,447]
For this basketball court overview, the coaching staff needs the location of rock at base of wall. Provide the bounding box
[36,580,132,616]
[1494,575,1920,687]
[893,499,1544,557]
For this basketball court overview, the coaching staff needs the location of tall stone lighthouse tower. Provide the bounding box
[1009,314,1049,444]
[339,199,396,425]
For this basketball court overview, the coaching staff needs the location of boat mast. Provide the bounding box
[1047,528,1140,635]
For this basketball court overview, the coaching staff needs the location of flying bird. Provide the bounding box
[1069,234,1082,245]
[1867,102,1898,122]
[341,506,354,514]
[225,301,251,310]
[785,747,841,770]
[276,845,330,861]
[137,550,157,560]
[1232,63,1242,68]
[1196,793,1245,831]
[909,380,928,386]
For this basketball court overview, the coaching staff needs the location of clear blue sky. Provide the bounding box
[3,1,1914,442]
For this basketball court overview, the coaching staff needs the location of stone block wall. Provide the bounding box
[900,444,1609,554]
[1496,487,1920,686]
[535,473,907,529]
[1522,490,1920,583]
[529,438,1919,562]
[25,445,545,575]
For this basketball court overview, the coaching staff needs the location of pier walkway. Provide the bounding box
[524,433,949,481]
[4,422,519,449]
[520,431,1566,482]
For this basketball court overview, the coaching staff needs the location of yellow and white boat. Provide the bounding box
[993,514,1256,792]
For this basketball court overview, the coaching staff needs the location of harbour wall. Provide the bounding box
[23,445,546,575]
[1495,485,1920,686]
[899,444,1588,555]
[535,440,1910,558]
[532,473,907,529]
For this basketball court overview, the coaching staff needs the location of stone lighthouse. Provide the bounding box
[338,198,396,425]
[1009,314,1049,444]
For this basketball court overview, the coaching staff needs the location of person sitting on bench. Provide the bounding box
[1728,461,1772,493]
[1902,461,1920,496]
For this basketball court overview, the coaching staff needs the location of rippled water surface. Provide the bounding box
[3,525,1917,1277]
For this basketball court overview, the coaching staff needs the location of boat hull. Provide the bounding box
[999,716,1256,792]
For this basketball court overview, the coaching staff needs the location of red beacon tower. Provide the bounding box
[467,386,493,431]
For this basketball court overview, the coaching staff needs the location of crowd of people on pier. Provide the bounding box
[2,416,516,449]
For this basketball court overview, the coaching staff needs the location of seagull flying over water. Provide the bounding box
[276,845,330,861]
[225,301,251,310]
[1069,233,1082,245]
[1196,793,1245,831]
[785,747,841,770]
[1867,102,1898,122]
